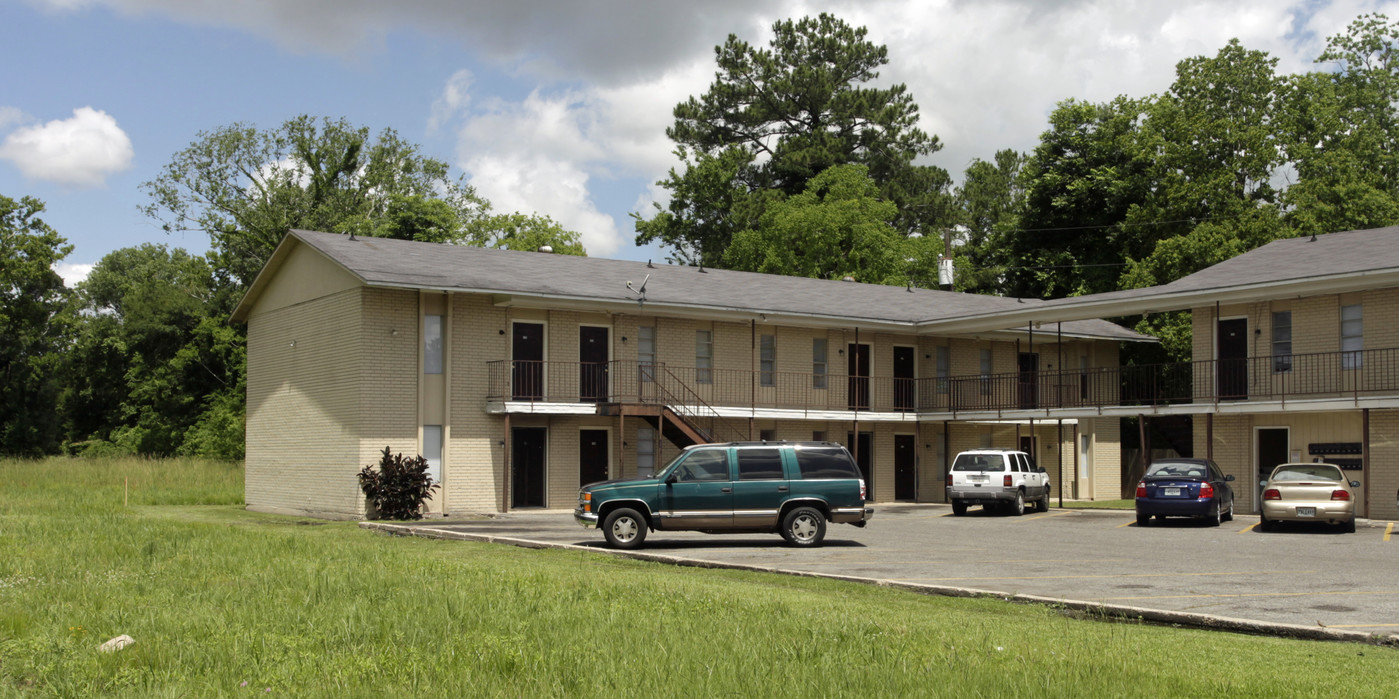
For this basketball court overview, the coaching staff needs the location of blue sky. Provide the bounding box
[3,0,1395,286]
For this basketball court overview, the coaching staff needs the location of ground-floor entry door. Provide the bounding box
[579,429,609,487]
[512,427,546,508]
[847,431,873,500]
[894,434,916,501]
[1256,427,1288,512]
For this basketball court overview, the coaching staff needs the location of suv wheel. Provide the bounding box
[602,508,647,549]
[1006,490,1025,516]
[951,499,967,516]
[1036,492,1050,512]
[781,507,827,547]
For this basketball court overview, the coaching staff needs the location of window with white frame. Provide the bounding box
[760,334,776,387]
[422,425,442,484]
[979,348,993,395]
[638,326,656,382]
[936,346,950,394]
[1341,304,1363,369]
[637,426,656,477]
[812,430,826,442]
[760,429,776,442]
[424,315,443,374]
[1272,311,1292,373]
[812,338,828,389]
[695,330,713,384]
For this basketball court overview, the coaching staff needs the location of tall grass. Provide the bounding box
[1,457,1396,697]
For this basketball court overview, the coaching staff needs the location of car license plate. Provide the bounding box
[1163,487,1181,496]
[970,474,988,482]
[1296,507,1315,517]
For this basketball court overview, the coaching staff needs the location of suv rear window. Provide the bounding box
[794,447,860,479]
[737,448,785,480]
[952,453,1005,472]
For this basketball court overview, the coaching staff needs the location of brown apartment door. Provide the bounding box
[848,343,871,410]
[580,327,609,402]
[511,427,546,508]
[1018,352,1039,409]
[894,347,915,411]
[894,434,916,501]
[512,323,544,400]
[579,429,609,486]
[1217,318,1248,400]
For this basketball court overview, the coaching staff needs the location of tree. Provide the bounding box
[59,244,242,458]
[636,13,953,267]
[722,164,936,284]
[465,212,586,256]
[142,116,492,285]
[953,150,1026,294]
[0,195,71,455]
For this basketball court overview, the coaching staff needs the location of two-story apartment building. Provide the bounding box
[232,229,1147,518]
[926,226,1399,522]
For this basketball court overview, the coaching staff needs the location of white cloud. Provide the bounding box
[54,262,95,287]
[465,154,620,255]
[428,68,473,134]
[0,107,134,187]
[0,106,28,130]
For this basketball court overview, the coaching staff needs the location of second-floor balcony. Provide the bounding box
[486,347,1399,418]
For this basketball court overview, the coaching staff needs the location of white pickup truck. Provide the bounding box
[945,449,1051,516]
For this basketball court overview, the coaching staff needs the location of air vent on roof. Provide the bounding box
[842,276,855,282]
[540,245,553,253]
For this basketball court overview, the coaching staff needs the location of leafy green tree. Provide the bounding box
[636,13,953,266]
[953,150,1026,294]
[466,212,586,255]
[59,244,242,458]
[142,116,492,286]
[0,195,71,455]
[1011,96,1153,299]
[723,164,937,284]
[1281,14,1399,236]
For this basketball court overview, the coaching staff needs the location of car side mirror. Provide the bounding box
[1258,480,1267,487]
[1350,480,1361,488]
[1224,475,1235,482]
[665,473,678,485]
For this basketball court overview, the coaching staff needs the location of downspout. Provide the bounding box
[502,413,511,513]
[1363,408,1370,519]
[750,319,756,440]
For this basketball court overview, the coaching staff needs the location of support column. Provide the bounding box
[1363,408,1371,519]
[1057,418,1064,505]
[1138,414,1150,479]
[1206,413,1213,462]
[502,413,512,513]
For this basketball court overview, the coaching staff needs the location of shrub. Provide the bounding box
[358,446,439,520]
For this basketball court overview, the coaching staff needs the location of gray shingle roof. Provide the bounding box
[255,229,1145,341]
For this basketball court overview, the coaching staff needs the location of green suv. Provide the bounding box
[574,441,873,549]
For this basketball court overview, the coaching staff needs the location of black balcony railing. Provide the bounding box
[486,347,1399,414]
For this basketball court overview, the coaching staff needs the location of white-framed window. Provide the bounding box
[1272,311,1292,373]
[1341,304,1362,369]
[760,334,776,387]
[812,338,828,389]
[936,346,950,394]
[638,326,656,382]
[695,330,713,384]
[424,315,443,374]
[979,348,993,395]
[637,426,656,477]
[422,425,443,484]
[760,429,776,442]
[812,430,826,442]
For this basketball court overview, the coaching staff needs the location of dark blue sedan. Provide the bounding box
[1134,458,1235,527]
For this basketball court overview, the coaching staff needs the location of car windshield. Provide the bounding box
[1271,465,1343,482]
[1145,462,1208,479]
[952,453,1004,472]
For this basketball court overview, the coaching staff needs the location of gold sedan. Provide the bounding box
[1259,462,1360,533]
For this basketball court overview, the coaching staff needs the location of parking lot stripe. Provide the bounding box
[1320,623,1399,629]
[1022,510,1076,522]
[1102,589,1399,602]
[1237,522,1259,534]
[1386,523,1394,542]
[902,570,1317,583]
[1115,519,1136,528]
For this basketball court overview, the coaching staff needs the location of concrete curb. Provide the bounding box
[360,521,1399,648]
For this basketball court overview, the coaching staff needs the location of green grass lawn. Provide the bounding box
[2,457,1396,697]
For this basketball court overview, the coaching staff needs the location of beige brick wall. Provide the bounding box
[1367,409,1399,521]
[447,293,508,512]
[245,287,365,518]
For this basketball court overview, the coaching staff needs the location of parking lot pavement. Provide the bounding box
[420,504,1399,635]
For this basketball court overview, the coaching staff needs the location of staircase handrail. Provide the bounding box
[648,364,749,443]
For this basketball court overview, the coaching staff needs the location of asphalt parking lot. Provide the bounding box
[395,504,1398,637]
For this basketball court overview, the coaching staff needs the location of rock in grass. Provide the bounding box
[98,635,134,653]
